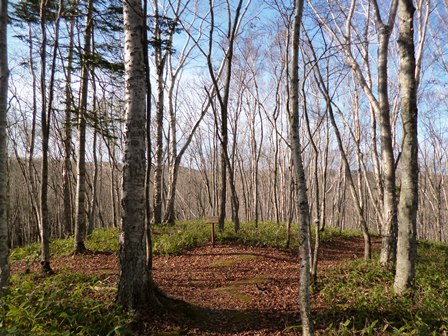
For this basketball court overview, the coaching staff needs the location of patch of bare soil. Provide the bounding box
[143,237,379,335]
[11,237,380,335]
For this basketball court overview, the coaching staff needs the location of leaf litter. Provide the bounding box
[11,236,378,335]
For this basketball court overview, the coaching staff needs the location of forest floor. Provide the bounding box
[11,236,381,335]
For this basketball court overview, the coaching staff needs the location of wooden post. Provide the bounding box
[205,216,219,247]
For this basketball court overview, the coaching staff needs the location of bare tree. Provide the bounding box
[39,0,64,273]
[394,0,419,294]
[309,0,398,265]
[288,0,313,334]
[372,0,399,266]
[0,0,9,294]
[163,0,209,224]
[74,0,94,253]
[206,0,252,232]
[62,2,76,238]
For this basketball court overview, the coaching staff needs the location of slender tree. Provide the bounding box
[62,2,76,237]
[394,0,419,294]
[309,0,398,265]
[39,0,62,273]
[0,0,10,294]
[151,0,168,225]
[74,0,94,253]
[143,0,153,270]
[372,0,399,266]
[288,0,313,334]
[206,0,250,232]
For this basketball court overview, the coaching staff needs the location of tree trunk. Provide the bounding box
[26,22,40,236]
[63,5,75,238]
[88,96,98,236]
[74,0,93,254]
[143,0,153,270]
[152,1,168,226]
[289,1,314,334]
[301,59,320,284]
[118,0,155,309]
[0,0,10,294]
[152,61,164,225]
[394,0,419,294]
[207,0,246,232]
[164,106,207,224]
[309,36,372,259]
[373,0,399,266]
[39,0,60,273]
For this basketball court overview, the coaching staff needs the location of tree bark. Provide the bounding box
[39,0,57,273]
[152,0,174,225]
[372,0,399,267]
[63,6,75,237]
[74,0,93,253]
[289,0,314,334]
[143,0,153,271]
[0,0,10,294]
[26,21,40,237]
[118,0,154,309]
[394,0,419,294]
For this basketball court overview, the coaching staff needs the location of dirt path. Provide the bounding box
[11,236,378,335]
[145,237,376,335]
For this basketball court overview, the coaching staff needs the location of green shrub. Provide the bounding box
[0,272,131,336]
[86,228,120,253]
[317,240,448,334]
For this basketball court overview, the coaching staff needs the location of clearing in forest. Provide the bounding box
[11,236,372,335]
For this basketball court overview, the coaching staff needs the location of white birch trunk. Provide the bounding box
[394,0,419,294]
[118,0,153,309]
[289,0,314,334]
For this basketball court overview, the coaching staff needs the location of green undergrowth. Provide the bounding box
[9,228,120,262]
[152,220,298,255]
[5,222,448,335]
[316,240,448,335]
[10,221,353,260]
[153,220,355,255]
[0,272,131,336]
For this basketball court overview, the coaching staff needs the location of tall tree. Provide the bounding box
[74,0,94,253]
[372,0,399,266]
[151,0,169,225]
[207,0,250,232]
[118,0,155,308]
[310,0,398,266]
[0,0,9,294]
[288,0,313,334]
[39,0,63,273]
[394,0,419,294]
[143,0,153,270]
[62,2,76,237]
[11,0,43,242]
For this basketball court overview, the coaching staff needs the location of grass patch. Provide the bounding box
[208,255,257,267]
[9,228,119,262]
[232,275,269,285]
[316,240,448,335]
[214,286,253,303]
[152,220,212,255]
[9,221,356,261]
[0,272,131,336]
[214,275,268,304]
